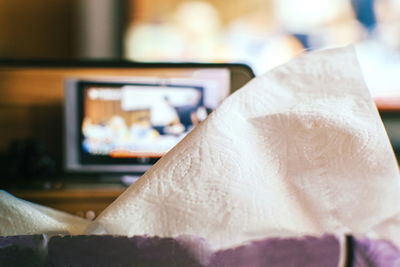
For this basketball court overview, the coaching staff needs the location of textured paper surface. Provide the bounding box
[0,191,90,235]
[86,46,400,249]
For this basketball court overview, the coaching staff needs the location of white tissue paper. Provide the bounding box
[86,46,400,249]
[0,190,90,235]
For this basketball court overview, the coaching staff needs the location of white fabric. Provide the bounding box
[0,190,90,235]
[87,46,400,249]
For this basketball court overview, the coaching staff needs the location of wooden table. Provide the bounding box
[8,183,126,219]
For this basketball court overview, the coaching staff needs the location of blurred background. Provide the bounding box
[0,1,395,65]
[1,0,400,213]
[1,0,400,103]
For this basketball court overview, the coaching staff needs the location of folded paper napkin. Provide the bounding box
[85,46,400,249]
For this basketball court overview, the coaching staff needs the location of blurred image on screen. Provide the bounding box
[81,83,209,158]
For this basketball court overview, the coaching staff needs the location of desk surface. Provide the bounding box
[7,181,127,219]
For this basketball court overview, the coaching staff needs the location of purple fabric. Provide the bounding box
[1,234,399,266]
[210,235,339,267]
[0,234,340,267]
[47,235,205,266]
[0,235,47,267]
[354,237,400,267]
